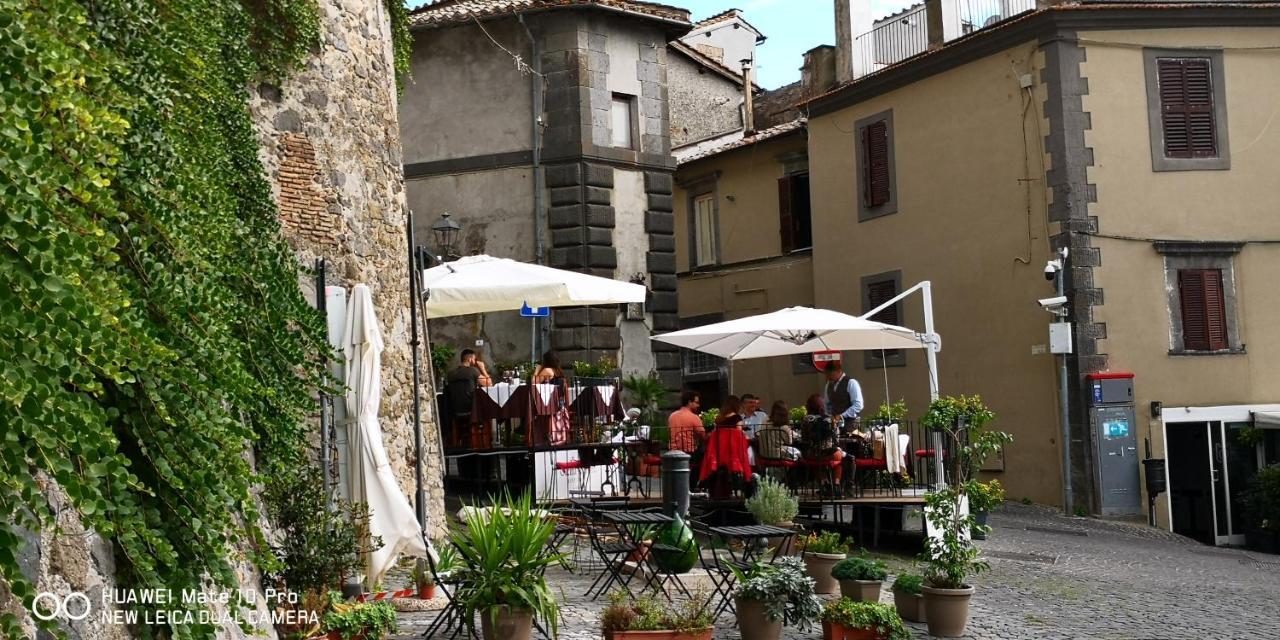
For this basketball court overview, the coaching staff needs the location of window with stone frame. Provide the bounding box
[1158,243,1243,355]
[862,270,905,368]
[1144,48,1230,172]
[855,110,898,221]
[611,94,636,149]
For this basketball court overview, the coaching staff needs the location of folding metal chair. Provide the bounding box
[583,518,641,600]
[689,519,749,622]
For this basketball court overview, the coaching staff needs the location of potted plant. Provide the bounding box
[451,491,561,640]
[819,598,911,640]
[918,395,1013,638]
[799,530,849,594]
[966,478,1005,540]
[831,551,888,601]
[623,373,668,429]
[410,543,457,599]
[869,399,908,424]
[317,592,398,640]
[890,573,925,623]
[731,556,821,640]
[700,408,719,430]
[745,476,799,553]
[599,590,714,640]
[1245,464,1280,554]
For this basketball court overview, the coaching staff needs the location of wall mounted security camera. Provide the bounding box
[1038,295,1068,310]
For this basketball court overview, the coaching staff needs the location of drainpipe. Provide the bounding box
[519,13,547,356]
[740,58,755,135]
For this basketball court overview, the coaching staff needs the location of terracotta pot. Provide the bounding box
[480,605,534,640]
[417,583,435,599]
[803,552,846,594]
[838,578,882,602]
[735,597,783,640]
[892,588,926,623]
[766,521,796,555]
[922,584,974,637]
[821,621,879,640]
[608,628,714,640]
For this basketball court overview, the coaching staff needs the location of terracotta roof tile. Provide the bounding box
[675,118,805,165]
[410,0,690,29]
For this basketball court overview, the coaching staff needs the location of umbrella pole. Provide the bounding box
[315,258,332,512]
[407,212,427,532]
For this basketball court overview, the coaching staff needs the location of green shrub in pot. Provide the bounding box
[450,491,561,639]
[745,476,799,525]
[819,599,911,640]
[831,552,888,602]
[322,592,398,640]
[731,556,821,639]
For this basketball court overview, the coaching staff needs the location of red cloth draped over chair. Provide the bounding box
[699,428,752,483]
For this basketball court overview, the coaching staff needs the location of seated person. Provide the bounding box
[667,390,705,453]
[740,393,768,439]
[756,401,800,461]
[800,393,845,485]
[445,349,487,446]
[700,396,754,498]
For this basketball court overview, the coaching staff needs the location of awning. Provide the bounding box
[1252,411,1280,428]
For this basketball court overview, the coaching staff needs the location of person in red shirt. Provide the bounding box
[667,390,705,453]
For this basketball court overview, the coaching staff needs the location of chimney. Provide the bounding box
[741,58,755,135]
[802,45,837,96]
[834,0,873,83]
[926,0,963,50]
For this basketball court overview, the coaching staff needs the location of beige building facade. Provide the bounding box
[675,2,1280,541]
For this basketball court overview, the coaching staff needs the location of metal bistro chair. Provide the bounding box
[419,539,475,639]
[754,427,798,483]
[583,511,642,600]
[689,518,750,622]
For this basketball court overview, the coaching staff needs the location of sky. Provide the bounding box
[673,0,918,89]
[407,0,920,90]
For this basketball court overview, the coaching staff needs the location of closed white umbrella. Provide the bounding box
[651,306,931,360]
[343,284,430,587]
[421,254,646,318]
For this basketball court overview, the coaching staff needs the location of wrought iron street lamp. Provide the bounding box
[431,211,462,260]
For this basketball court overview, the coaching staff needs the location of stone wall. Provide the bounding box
[249,0,446,540]
[667,50,743,147]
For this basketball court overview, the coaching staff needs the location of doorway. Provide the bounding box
[1166,422,1215,544]
[1165,421,1247,546]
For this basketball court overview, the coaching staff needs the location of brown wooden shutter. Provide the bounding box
[862,121,891,207]
[868,280,899,326]
[1179,269,1228,351]
[778,176,794,254]
[1158,58,1217,159]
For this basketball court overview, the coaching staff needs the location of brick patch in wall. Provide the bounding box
[277,132,340,246]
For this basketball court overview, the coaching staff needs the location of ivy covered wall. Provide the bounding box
[0,0,434,638]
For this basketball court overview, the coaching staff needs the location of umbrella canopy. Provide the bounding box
[421,254,646,318]
[651,306,931,360]
[343,284,430,586]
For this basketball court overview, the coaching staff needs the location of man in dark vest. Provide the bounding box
[822,362,864,430]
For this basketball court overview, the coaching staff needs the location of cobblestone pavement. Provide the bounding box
[391,503,1280,639]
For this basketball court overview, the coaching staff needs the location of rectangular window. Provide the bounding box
[855,110,897,220]
[611,94,634,149]
[1157,58,1218,159]
[862,121,891,207]
[777,173,812,253]
[1144,49,1229,171]
[1178,268,1229,351]
[693,193,717,267]
[862,271,905,368]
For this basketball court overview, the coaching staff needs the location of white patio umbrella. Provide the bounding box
[421,254,646,318]
[650,306,931,360]
[343,284,431,587]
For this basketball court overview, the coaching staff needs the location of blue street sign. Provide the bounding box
[520,302,549,318]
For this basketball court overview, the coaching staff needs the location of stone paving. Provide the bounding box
[390,503,1280,639]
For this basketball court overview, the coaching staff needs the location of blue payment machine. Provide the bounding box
[1087,372,1140,516]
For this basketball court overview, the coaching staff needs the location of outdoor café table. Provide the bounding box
[708,524,796,565]
[603,511,685,599]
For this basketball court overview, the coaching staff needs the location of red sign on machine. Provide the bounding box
[811,350,841,371]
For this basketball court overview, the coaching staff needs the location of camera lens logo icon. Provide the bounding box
[32,592,91,621]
